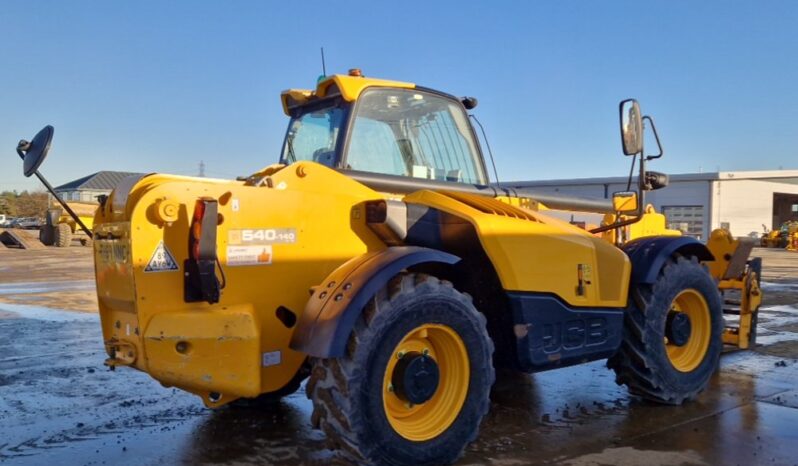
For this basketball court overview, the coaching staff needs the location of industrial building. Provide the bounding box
[54,171,144,203]
[512,170,798,240]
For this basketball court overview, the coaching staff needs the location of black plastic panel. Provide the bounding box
[508,293,623,372]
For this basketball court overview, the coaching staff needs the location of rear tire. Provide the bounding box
[608,256,723,405]
[54,223,72,247]
[39,227,54,246]
[307,274,495,466]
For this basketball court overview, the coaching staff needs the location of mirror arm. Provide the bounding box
[18,142,94,239]
[643,116,663,160]
[16,128,93,239]
[31,170,94,239]
[30,170,93,239]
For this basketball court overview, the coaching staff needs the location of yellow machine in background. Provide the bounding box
[761,221,798,250]
[761,224,783,248]
[787,222,798,252]
[39,202,96,247]
[15,72,761,466]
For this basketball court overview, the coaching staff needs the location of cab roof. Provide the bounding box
[280,73,415,115]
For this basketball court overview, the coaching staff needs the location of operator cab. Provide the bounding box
[280,71,488,186]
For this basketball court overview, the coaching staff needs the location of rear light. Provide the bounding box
[189,200,206,260]
[184,198,221,304]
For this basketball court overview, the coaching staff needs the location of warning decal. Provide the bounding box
[227,245,272,266]
[144,241,179,272]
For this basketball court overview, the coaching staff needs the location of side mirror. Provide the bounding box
[18,125,55,177]
[612,191,639,213]
[619,99,643,156]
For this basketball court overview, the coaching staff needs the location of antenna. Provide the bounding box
[320,47,327,77]
[199,160,205,177]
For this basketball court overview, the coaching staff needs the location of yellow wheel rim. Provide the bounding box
[382,324,470,441]
[666,289,711,372]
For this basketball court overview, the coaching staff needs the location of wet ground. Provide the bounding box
[0,246,797,465]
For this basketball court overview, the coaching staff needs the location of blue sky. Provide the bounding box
[1,1,796,191]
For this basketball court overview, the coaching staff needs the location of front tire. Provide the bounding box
[307,274,495,465]
[54,223,72,247]
[608,256,723,405]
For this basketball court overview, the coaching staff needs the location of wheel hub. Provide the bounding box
[391,352,440,404]
[666,311,692,347]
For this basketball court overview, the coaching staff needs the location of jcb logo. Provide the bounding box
[542,317,608,352]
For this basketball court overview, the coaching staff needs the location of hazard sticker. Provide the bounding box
[144,241,179,272]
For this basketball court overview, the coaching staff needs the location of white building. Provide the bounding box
[512,170,798,240]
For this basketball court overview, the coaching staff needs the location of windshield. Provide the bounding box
[279,88,487,185]
[281,103,345,167]
[345,88,486,185]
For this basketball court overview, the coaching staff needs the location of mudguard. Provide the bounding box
[289,246,460,357]
[622,236,714,285]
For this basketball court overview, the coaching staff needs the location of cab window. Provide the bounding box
[345,89,486,184]
[282,105,345,167]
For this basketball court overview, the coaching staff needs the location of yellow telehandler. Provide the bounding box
[39,202,96,247]
[15,71,760,465]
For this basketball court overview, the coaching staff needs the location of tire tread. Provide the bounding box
[307,273,494,465]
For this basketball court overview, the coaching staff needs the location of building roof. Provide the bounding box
[54,171,145,192]
[510,169,798,188]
